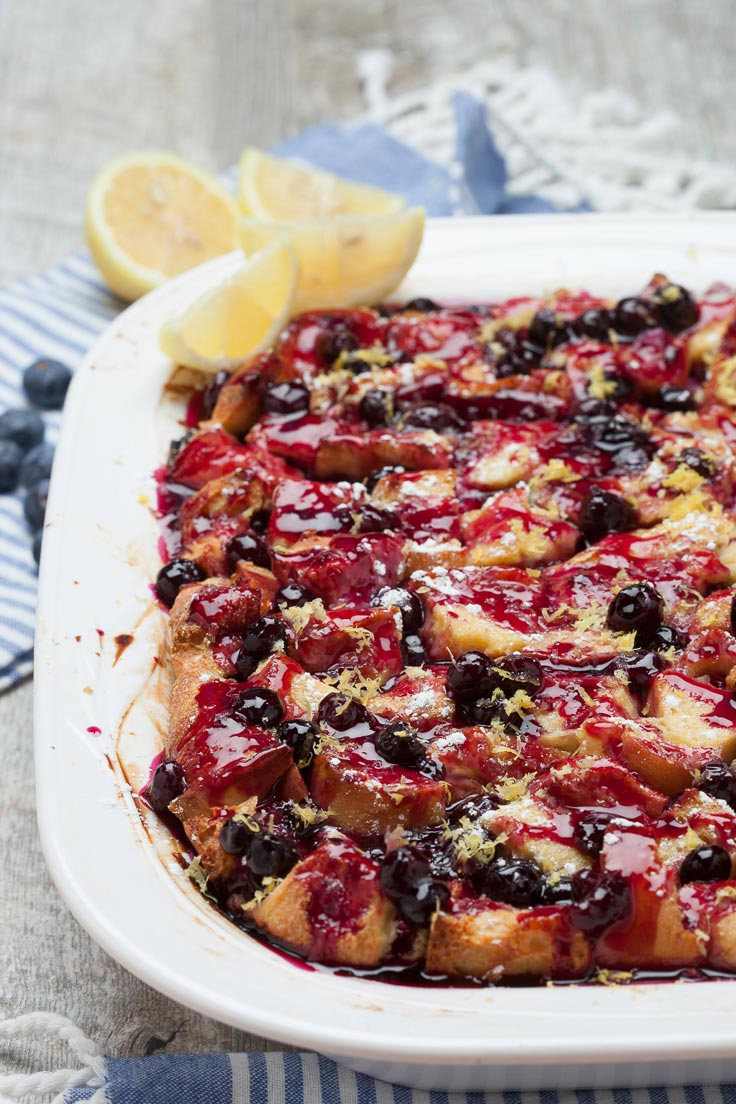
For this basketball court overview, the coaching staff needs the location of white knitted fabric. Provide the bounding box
[357,50,736,213]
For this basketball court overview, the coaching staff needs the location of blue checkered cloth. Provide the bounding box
[0,92,566,693]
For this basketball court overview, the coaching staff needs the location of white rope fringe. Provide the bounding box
[0,1012,106,1102]
[357,49,736,213]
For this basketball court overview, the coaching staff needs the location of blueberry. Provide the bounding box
[541,876,575,905]
[145,760,186,815]
[316,692,371,732]
[488,325,517,354]
[679,844,731,884]
[242,615,287,657]
[380,845,449,925]
[23,358,72,410]
[492,654,544,698]
[614,447,651,474]
[274,582,315,608]
[404,297,439,312]
[697,762,736,810]
[574,308,614,341]
[249,509,270,535]
[32,528,43,565]
[19,441,54,487]
[446,651,496,702]
[202,369,229,419]
[656,386,696,412]
[398,402,466,434]
[286,800,325,838]
[509,340,548,376]
[446,791,502,823]
[617,648,665,695]
[481,858,544,908]
[574,397,617,423]
[613,297,656,337]
[375,722,429,771]
[573,811,613,858]
[678,448,716,479]
[570,869,631,936]
[579,487,637,544]
[373,586,424,634]
[226,532,270,570]
[341,356,373,376]
[469,696,529,734]
[649,625,687,652]
[23,478,50,529]
[264,381,311,416]
[220,815,258,855]
[585,413,651,457]
[155,557,203,608]
[0,440,22,493]
[247,831,299,880]
[277,718,318,768]
[401,634,426,666]
[315,326,359,366]
[359,389,393,426]
[597,372,633,402]
[236,616,287,678]
[460,697,505,727]
[232,687,284,729]
[651,283,699,332]
[607,582,664,644]
[0,409,44,451]
[527,308,567,350]
[357,504,398,532]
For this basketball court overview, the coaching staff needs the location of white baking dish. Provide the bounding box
[35,214,736,1090]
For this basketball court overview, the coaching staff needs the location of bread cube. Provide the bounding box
[481,790,589,875]
[209,353,270,435]
[272,532,404,606]
[315,426,454,480]
[292,606,403,681]
[311,738,448,835]
[246,836,397,966]
[426,901,590,980]
[460,489,578,568]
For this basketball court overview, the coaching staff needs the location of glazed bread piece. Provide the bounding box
[427,902,591,980]
[310,740,448,835]
[245,835,398,967]
[166,572,278,751]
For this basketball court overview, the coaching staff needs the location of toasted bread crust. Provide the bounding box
[247,838,398,966]
[427,904,591,980]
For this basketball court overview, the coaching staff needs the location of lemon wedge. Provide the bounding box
[85,151,240,302]
[240,208,425,311]
[159,238,297,372]
[238,147,405,221]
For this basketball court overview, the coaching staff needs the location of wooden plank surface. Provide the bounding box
[0,0,733,1083]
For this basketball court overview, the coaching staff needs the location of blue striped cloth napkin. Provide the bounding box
[61,1051,735,1104]
[68,1051,493,1103]
[0,92,561,693]
[0,252,121,689]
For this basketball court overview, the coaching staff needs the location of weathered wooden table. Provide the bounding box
[0,0,732,1081]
